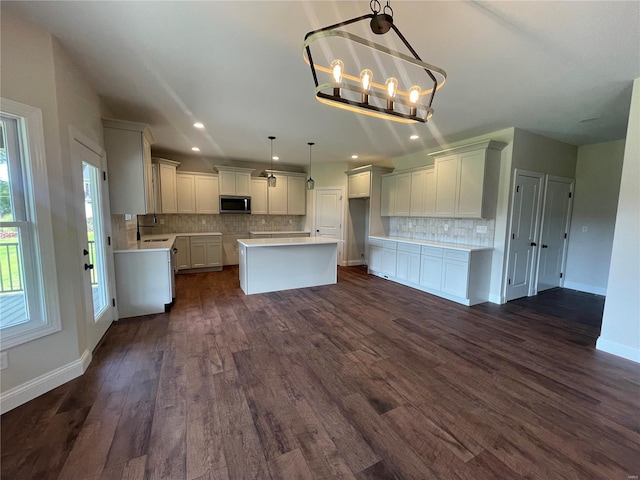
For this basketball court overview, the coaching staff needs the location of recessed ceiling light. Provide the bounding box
[193,122,205,129]
[410,134,419,140]
[579,117,599,124]
[351,155,358,159]
[191,147,200,152]
[272,156,279,161]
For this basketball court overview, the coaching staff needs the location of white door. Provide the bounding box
[505,170,544,301]
[72,135,115,351]
[537,176,574,292]
[314,188,343,264]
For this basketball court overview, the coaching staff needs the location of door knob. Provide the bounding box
[542,244,548,249]
[316,229,320,232]
[530,242,537,247]
[84,263,94,270]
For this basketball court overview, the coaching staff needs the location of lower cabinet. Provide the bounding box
[175,235,222,271]
[368,237,492,306]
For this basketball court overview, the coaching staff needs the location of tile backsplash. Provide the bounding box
[111,214,306,249]
[389,217,495,247]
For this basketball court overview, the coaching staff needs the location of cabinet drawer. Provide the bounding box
[369,238,383,247]
[398,242,421,254]
[382,241,397,250]
[190,235,221,244]
[421,246,443,257]
[444,249,470,262]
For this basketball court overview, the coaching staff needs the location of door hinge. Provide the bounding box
[508,278,511,285]
[112,298,116,307]
[512,233,515,240]
[103,171,107,181]
[560,273,563,278]
[564,233,567,239]
[568,192,572,198]
[107,236,111,246]
[516,185,520,193]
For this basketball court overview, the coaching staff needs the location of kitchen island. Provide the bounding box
[238,237,339,295]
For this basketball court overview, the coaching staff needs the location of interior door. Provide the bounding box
[537,176,574,292]
[72,135,115,351]
[506,170,544,301]
[314,188,343,264]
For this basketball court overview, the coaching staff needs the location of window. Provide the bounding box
[0,98,60,349]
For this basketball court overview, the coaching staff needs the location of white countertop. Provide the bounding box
[114,232,222,253]
[238,237,339,248]
[369,235,493,252]
[249,231,311,235]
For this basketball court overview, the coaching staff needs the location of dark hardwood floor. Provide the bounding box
[2,266,639,479]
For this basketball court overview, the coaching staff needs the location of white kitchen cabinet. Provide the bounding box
[441,259,469,298]
[396,243,420,284]
[175,236,191,270]
[381,172,411,216]
[410,170,425,217]
[195,175,219,214]
[152,158,180,214]
[267,174,288,214]
[251,178,268,214]
[287,176,307,215]
[369,238,397,277]
[348,171,371,198]
[420,252,443,290]
[103,119,155,214]
[369,244,382,271]
[216,166,254,196]
[176,172,219,214]
[380,175,394,216]
[423,169,436,215]
[189,236,222,268]
[429,140,507,219]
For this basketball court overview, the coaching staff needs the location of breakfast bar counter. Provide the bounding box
[237,237,339,294]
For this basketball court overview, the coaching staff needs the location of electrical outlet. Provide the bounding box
[159,219,165,225]
[202,219,206,225]
[443,224,449,232]
[261,219,265,224]
[476,225,488,234]
[581,226,588,233]
[289,219,292,224]
[124,214,132,221]
[0,352,8,370]
[408,222,413,228]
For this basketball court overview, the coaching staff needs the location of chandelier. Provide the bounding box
[303,0,447,124]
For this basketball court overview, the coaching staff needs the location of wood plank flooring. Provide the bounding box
[2,266,639,479]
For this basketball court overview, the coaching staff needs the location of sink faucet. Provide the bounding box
[136,214,157,241]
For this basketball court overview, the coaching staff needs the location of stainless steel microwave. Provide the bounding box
[220,196,251,214]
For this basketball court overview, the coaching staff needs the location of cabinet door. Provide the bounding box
[407,252,421,284]
[176,174,196,213]
[441,259,469,298]
[205,241,222,267]
[268,175,288,214]
[348,174,359,198]
[195,175,219,214]
[190,242,206,268]
[159,163,178,213]
[175,237,191,269]
[434,155,458,216]
[381,248,397,277]
[287,176,306,215]
[456,151,486,218]
[423,169,436,215]
[369,245,382,271]
[380,176,395,216]
[394,173,412,216]
[219,171,236,196]
[420,255,443,290]
[251,178,268,214]
[396,250,410,280]
[235,172,252,196]
[410,171,425,216]
[143,136,154,213]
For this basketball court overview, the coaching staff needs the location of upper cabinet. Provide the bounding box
[429,140,507,219]
[152,158,180,214]
[250,178,268,215]
[216,166,253,197]
[380,172,411,216]
[348,171,371,198]
[264,171,307,215]
[103,119,155,214]
[176,172,219,214]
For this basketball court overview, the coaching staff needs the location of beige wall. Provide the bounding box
[512,128,578,177]
[1,11,104,394]
[598,78,640,362]
[564,140,625,294]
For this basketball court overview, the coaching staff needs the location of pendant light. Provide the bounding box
[307,142,315,190]
[267,136,276,187]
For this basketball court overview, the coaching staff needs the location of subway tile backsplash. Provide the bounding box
[111,214,306,248]
[389,217,495,247]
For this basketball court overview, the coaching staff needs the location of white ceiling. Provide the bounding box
[6,1,640,167]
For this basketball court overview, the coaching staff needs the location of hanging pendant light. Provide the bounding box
[267,136,276,187]
[307,142,315,190]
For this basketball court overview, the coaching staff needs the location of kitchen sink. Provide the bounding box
[143,238,169,242]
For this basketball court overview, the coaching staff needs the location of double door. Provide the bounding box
[505,170,574,301]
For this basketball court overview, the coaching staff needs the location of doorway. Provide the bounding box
[314,187,344,265]
[71,131,115,351]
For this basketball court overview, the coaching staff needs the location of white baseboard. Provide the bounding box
[0,349,92,414]
[488,293,504,304]
[345,259,365,266]
[563,281,606,296]
[596,338,640,363]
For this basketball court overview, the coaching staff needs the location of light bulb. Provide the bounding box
[409,85,421,104]
[385,77,398,98]
[330,59,344,83]
[360,69,373,91]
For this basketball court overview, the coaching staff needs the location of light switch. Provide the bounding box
[202,219,206,225]
[443,224,449,232]
[476,225,488,234]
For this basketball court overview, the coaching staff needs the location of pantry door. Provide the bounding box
[314,188,344,265]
